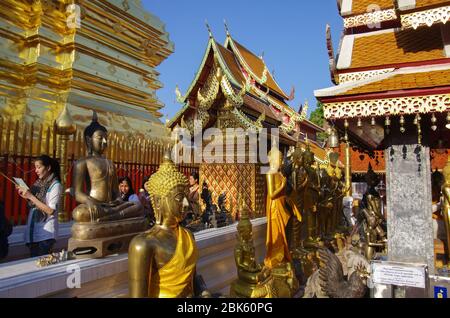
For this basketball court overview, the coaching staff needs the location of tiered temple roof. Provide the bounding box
[316,0,450,150]
[170,25,324,149]
[340,0,450,29]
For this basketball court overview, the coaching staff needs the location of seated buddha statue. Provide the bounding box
[68,112,146,257]
[231,199,272,298]
[128,152,198,298]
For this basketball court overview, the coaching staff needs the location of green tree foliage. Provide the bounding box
[309,101,327,143]
[309,101,324,127]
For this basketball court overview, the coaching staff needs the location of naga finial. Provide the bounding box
[287,86,295,101]
[175,85,184,103]
[224,19,230,37]
[205,20,213,38]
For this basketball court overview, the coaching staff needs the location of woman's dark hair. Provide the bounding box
[119,176,135,201]
[141,176,150,192]
[35,155,61,181]
[190,172,199,183]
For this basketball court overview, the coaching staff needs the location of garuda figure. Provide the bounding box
[318,247,369,298]
[356,164,387,260]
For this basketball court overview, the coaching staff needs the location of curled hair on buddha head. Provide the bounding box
[84,111,107,153]
[145,151,188,223]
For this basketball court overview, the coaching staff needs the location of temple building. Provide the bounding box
[321,0,450,172]
[0,0,173,139]
[169,24,324,217]
[316,0,450,290]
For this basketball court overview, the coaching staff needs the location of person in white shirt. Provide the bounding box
[17,155,62,257]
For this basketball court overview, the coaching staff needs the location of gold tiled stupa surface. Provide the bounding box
[0,0,173,140]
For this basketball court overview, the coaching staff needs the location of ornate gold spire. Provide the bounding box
[56,104,76,135]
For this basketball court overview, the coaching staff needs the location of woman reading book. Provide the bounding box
[16,155,62,257]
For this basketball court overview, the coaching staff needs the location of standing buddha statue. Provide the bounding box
[128,152,198,298]
[302,143,321,246]
[264,143,301,269]
[287,145,308,257]
[442,156,450,259]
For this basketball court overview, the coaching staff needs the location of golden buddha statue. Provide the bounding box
[287,145,308,257]
[441,157,450,259]
[68,112,147,258]
[264,143,301,269]
[333,165,345,232]
[128,152,198,298]
[317,162,334,239]
[230,199,272,298]
[302,143,321,245]
[327,152,343,233]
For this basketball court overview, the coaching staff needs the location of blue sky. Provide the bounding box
[143,1,343,122]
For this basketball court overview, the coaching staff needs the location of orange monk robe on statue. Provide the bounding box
[264,162,302,269]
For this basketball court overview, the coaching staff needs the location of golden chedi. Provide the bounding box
[128,152,198,298]
[68,112,147,258]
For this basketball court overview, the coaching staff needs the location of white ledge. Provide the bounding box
[0,218,267,298]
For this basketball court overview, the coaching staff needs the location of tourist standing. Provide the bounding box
[17,155,62,257]
[188,172,200,218]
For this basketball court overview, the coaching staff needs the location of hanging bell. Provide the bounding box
[446,112,450,129]
[357,117,362,128]
[371,117,376,126]
[400,115,405,133]
[327,127,339,148]
[385,116,391,127]
[431,113,437,131]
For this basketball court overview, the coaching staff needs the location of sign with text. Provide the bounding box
[371,262,427,288]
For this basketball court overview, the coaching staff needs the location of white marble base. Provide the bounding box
[0,218,267,298]
[2,222,73,263]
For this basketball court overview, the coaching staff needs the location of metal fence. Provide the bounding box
[0,117,198,225]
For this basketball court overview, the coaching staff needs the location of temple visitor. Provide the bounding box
[17,155,62,257]
[119,176,140,204]
[138,176,155,225]
[431,170,445,241]
[0,201,12,260]
[187,172,200,218]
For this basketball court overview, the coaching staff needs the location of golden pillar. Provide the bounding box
[56,105,76,222]
[344,141,352,197]
[443,156,450,259]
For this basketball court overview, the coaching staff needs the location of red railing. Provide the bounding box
[0,116,200,226]
[1,156,198,225]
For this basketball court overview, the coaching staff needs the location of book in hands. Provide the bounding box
[13,177,29,191]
